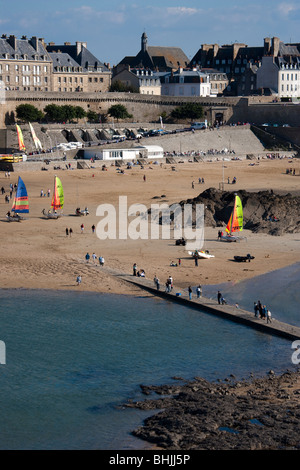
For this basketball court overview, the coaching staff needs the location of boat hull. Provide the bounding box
[188,251,215,259]
[6,215,23,222]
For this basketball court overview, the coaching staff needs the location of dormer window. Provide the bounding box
[23,54,28,60]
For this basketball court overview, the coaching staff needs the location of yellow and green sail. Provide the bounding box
[225,195,243,234]
[51,176,64,211]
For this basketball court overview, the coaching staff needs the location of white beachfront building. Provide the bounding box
[82,145,164,161]
[159,68,211,97]
[256,55,300,99]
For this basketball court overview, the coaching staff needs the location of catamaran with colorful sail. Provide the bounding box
[6,176,29,222]
[220,193,243,242]
[29,122,43,152]
[16,124,26,153]
[42,175,64,219]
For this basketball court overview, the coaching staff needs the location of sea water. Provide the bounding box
[0,264,298,450]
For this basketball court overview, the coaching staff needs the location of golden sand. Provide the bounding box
[1,156,299,295]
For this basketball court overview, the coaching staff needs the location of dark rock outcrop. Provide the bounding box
[126,370,300,450]
[177,188,300,236]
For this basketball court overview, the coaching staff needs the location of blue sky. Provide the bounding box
[0,0,299,65]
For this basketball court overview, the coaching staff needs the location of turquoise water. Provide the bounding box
[0,268,298,449]
[203,262,300,326]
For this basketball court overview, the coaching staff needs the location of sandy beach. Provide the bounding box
[1,148,299,297]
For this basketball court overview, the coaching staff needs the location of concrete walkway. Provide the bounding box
[103,267,300,342]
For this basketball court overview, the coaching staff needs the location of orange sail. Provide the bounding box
[225,195,243,234]
[16,124,26,152]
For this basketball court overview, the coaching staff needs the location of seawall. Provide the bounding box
[108,269,300,342]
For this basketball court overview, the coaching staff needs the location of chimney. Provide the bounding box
[64,42,71,46]
[8,35,17,50]
[213,44,219,57]
[76,41,87,55]
[30,36,39,51]
[271,37,280,57]
[264,37,271,55]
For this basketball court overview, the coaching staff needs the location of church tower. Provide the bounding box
[141,32,148,53]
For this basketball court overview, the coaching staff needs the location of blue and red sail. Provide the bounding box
[11,176,29,213]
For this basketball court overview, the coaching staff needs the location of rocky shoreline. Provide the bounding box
[125,369,300,450]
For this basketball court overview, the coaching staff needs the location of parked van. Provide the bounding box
[190,121,207,129]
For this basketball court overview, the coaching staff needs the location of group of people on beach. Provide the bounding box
[77,252,105,285]
[254,301,272,323]
[85,252,105,266]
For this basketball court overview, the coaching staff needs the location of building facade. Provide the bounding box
[160,68,211,97]
[0,35,111,93]
[0,35,52,91]
[112,65,161,95]
[47,41,111,93]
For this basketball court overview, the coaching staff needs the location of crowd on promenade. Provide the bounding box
[164,148,236,158]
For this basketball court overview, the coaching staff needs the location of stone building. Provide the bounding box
[0,35,52,91]
[47,41,111,92]
[191,37,300,97]
[256,40,300,98]
[112,65,161,95]
[118,32,189,72]
[0,35,111,93]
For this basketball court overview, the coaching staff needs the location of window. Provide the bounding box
[282,73,284,80]
[287,74,289,80]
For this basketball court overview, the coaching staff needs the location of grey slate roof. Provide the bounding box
[46,43,109,71]
[48,52,80,70]
[0,36,50,60]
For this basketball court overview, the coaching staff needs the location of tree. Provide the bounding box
[44,104,64,122]
[74,106,86,121]
[16,104,44,122]
[107,104,133,121]
[60,105,76,123]
[86,110,99,123]
[110,80,139,93]
[171,103,204,120]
